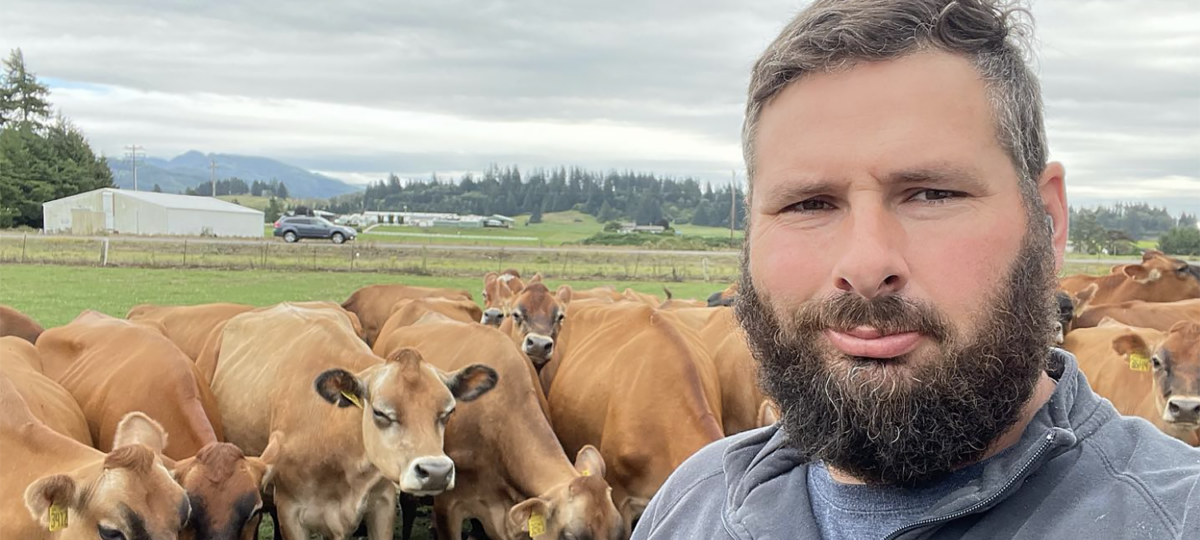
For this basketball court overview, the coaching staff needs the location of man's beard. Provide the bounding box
[735,223,1059,487]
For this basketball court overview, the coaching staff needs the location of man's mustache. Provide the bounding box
[780,293,953,345]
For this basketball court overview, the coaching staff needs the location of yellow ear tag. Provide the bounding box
[580,468,591,477]
[1128,353,1151,372]
[48,503,68,531]
[528,513,546,537]
[341,390,363,409]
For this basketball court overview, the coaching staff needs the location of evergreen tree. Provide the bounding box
[152,184,162,193]
[276,181,289,199]
[597,201,619,222]
[692,200,712,226]
[0,49,51,128]
[529,204,543,224]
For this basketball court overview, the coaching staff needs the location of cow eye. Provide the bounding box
[511,312,523,322]
[1151,356,1164,370]
[98,526,126,540]
[556,313,566,323]
[439,408,455,423]
[372,408,393,424]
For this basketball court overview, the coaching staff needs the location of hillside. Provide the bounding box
[109,151,361,199]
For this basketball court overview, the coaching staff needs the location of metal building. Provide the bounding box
[42,188,264,237]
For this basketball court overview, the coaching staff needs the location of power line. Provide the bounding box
[124,145,144,191]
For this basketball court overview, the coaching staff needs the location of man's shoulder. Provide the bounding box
[1077,413,1200,508]
[635,426,779,538]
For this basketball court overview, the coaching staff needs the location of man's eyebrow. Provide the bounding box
[883,165,987,191]
[758,178,842,207]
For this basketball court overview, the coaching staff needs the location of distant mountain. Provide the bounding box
[108,151,361,199]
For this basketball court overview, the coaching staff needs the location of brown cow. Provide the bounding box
[126,302,255,361]
[658,288,706,310]
[202,302,497,539]
[0,337,91,445]
[1060,250,1200,305]
[705,282,739,307]
[1071,299,1200,332]
[499,275,569,370]
[1064,322,1200,445]
[342,284,473,345]
[380,315,625,540]
[36,312,275,540]
[0,304,44,344]
[666,308,766,436]
[620,288,662,307]
[481,269,525,326]
[541,302,724,534]
[373,298,483,361]
[557,284,622,303]
[0,380,190,540]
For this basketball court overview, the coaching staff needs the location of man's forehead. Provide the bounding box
[752,50,1009,188]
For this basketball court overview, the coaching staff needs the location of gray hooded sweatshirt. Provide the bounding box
[633,350,1200,539]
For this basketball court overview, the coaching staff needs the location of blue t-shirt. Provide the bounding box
[807,450,1011,540]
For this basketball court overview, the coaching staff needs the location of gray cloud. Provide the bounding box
[2,0,1196,214]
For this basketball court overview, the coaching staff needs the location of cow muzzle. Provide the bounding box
[481,308,505,326]
[522,334,554,365]
[1164,396,1200,426]
[400,456,456,496]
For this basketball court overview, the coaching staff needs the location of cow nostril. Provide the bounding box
[1170,403,1181,416]
[414,464,429,480]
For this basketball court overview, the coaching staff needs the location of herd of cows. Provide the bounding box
[0,248,1197,540]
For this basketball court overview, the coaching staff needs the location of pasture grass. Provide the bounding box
[0,264,727,327]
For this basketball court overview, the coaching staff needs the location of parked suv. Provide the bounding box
[273,216,357,244]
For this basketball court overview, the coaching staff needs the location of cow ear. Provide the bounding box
[249,431,285,492]
[113,412,168,454]
[556,285,573,304]
[574,445,606,478]
[507,497,550,537]
[529,273,544,284]
[1142,249,1163,262]
[314,369,366,408]
[172,457,197,484]
[442,364,498,402]
[24,474,77,527]
[1122,264,1157,283]
[484,272,498,286]
[1111,333,1150,359]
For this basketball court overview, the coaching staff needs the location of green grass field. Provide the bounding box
[359,211,744,247]
[0,264,727,327]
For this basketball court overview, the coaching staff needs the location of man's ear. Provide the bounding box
[1037,161,1068,270]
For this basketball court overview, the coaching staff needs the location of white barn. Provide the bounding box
[42,188,264,237]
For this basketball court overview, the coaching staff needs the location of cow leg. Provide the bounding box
[400,494,420,540]
[432,502,462,540]
[272,496,310,540]
[364,484,397,540]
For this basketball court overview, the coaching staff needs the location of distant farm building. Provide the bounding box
[42,188,264,237]
[362,211,514,228]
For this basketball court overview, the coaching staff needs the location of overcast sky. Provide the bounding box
[2,0,1197,214]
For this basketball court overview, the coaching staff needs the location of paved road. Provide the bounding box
[0,232,742,258]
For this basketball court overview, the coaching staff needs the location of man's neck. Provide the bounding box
[827,371,1058,485]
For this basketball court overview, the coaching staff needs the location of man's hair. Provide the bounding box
[744,0,1045,199]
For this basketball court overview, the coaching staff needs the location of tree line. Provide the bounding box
[0,49,113,228]
[327,164,747,229]
[1069,204,1198,256]
[178,178,290,199]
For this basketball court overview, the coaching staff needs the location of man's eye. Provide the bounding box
[787,199,834,213]
[911,189,960,202]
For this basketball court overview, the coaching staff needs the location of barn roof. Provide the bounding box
[52,188,264,215]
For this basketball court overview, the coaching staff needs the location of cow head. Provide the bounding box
[481,270,525,326]
[314,348,498,496]
[500,276,568,369]
[1121,251,1200,300]
[173,435,281,540]
[506,446,623,540]
[1112,321,1200,439]
[706,282,739,307]
[24,413,190,540]
[1053,291,1075,344]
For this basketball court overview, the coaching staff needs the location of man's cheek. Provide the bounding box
[752,235,824,300]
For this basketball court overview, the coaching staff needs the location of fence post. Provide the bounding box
[101,238,109,266]
[349,248,354,270]
[21,233,27,263]
[183,240,188,266]
[312,246,317,270]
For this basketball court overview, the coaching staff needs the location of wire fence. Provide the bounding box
[0,233,743,283]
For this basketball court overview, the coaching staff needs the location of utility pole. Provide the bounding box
[209,159,218,197]
[124,145,144,191]
[730,170,737,240]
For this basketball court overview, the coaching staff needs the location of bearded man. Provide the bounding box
[632,1,1200,539]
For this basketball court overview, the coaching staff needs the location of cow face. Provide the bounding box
[173,436,280,540]
[314,348,497,496]
[1112,322,1200,438]
[501,279,568,369]
[1122,251,1200,300]
[1053,291,1075,343]
[706,282,740,307]
[25,413,190,540]
[506,446,623,540]
[481,271,525,327]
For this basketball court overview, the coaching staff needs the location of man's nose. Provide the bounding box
[831,208,908,299]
